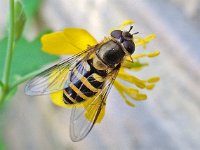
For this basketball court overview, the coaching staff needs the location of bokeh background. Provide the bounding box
[1,0,200,150]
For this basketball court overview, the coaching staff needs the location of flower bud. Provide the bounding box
[14,0,26,40]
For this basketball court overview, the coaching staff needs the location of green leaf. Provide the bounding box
[0,35,59,85]
[21,0,41,20]
[0,139,6,150]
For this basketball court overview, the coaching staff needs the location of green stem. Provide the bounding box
[0,81,3,88]
[10,69,43,91]
[0,0,15,104]
[0,81,3,98]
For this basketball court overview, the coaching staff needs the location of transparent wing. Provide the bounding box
[70,68,120,142]
[25,48,95,96]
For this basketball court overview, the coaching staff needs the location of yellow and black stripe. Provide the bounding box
[63,59,107,104]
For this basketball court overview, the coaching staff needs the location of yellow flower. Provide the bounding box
[41,20,160,123]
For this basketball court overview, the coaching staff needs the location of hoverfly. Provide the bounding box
[25,26,138,142]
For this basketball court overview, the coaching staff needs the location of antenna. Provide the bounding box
[129,26,139,35]
[129,26,133,32]
[133,32,139,35]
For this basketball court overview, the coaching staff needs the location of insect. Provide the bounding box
[25,26,138,142]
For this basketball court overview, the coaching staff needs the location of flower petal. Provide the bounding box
[84,102,106,123]
[41,28,98,55]
[50,91,73,108]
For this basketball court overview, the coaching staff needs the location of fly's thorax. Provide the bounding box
[96,40,125,68]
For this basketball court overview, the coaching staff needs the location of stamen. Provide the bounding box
[132,51,160,59]
[134,34,156,49]
[117,71,146,89]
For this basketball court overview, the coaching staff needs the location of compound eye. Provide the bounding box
[111,30,122,39]
[123,40,135,54]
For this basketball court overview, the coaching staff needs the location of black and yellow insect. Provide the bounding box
[25,26,137,142]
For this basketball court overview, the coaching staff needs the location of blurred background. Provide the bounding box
[0,0,200,149]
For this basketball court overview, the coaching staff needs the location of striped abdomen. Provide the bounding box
[63,59,107,104]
